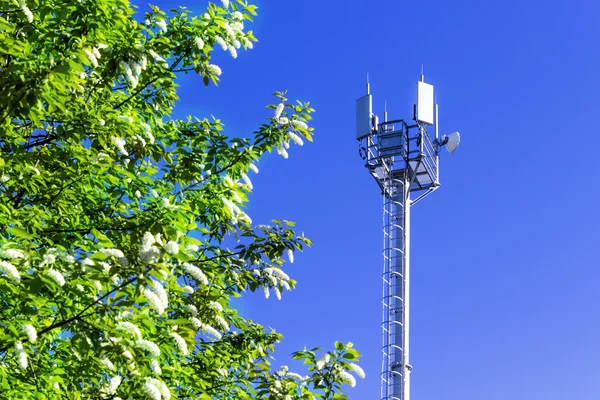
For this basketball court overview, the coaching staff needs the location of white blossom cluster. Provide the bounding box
[189,317,222,339]
[182,263,208,285]
[116,321,142,341]
[83,43,108,69]
[148,49,169,69]
[210,7,252,60]
[47,268,65,287]
[0,248,24,260]
[101,375,122,396]
[14,341,27,370]
[170,331,188,355]
[137,339,161,358]
[150,359,162,375]
[139,232,161,264]
[100,248,129,266]
[260,267,292,300]
[22,324,36,343]
[18,0,33,23]
[143,280,168,315]
[315,353,330,370]
[100,357,115,371]
[111,137,129,156]
[164,241,179,255]
[143,377,171,400]
[120,54,148,89]
[0,260,20,283]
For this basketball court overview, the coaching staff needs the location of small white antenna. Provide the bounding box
[420,64,424,82]
[384,101,388,122]
[367,72,371,94]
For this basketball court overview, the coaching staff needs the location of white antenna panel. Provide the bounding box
[356,94,372,139]
[417,81,434,125]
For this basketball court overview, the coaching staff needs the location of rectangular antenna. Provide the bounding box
[356,94,373,139]
[417,81,434,125]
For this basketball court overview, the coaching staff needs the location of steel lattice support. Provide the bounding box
[380,170,411,400]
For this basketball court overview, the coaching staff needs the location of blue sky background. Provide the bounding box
[141,0,599,398]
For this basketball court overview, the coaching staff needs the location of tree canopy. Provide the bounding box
[0,0,363,398]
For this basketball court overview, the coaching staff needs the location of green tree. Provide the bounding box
[0,0,364,398]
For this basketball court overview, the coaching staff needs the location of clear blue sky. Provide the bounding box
[142,0,600,398]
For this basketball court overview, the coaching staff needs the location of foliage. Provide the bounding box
[0,0,363,398]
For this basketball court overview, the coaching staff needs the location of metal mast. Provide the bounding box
[356,74,459,400]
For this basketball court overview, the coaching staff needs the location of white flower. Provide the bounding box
[153,378,171,400]
[92,47,102,60]
[43,253,56,265]
[185,304,198,316]
[350,363,366,379]
[140,246,160,264]
[101,357,115,371]
[150,189,159,198]
[214,36,227,51]
[19,1,33,23]
[112,137,129,156]
[182,263,208,285]
[214,315,229,331]
[243,37,254,49]
[151,280,169,309]
[182,285,194,294]
[122,350,133,360]
[137,339,161,358]
[221,0,229,8]
[248,163,259,174]
[135,190,141,198]
[155,19,167,33]
[232,11,243,20]
[98,119,105,126]
[288,131,304,146]
[48,268,65,287]
[0,260,20,283]
[316,353,330,370]
[116,321,142,341]
[241,173,253,189]
[154,233,164,246]
[286,372,304,381]
[142,231,155,247]
[233,39,241,49]
[339,370,357,387]
[84,49,99,68]
[76,284,84,292]
[14,341,27,370]
[286,248,294,264]
[103,375,122,395]
[276,144,288,159]
[142,379,162,400]
[170,332,188,355]
[274,103,284,119]
[94,280,102,291]
[143,288,165,314]
[0,249,24,259]
[278,117,289,125]
[200,323,222,339]
[151,359,162,375]
[228,45,237,59]
[274,288,281,300]
[195,37,204,49]
[189,317,202,329]
[186,244,199,252]
[101,248,125,259]
[207,64,222,76]
[22,324,36,343]
[208,301,223,313]
[262,286,269,299]
[291,120,308,130]
[164,241,179,255]
[82,258,94,266]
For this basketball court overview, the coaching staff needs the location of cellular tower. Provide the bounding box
[356,74,460,400]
